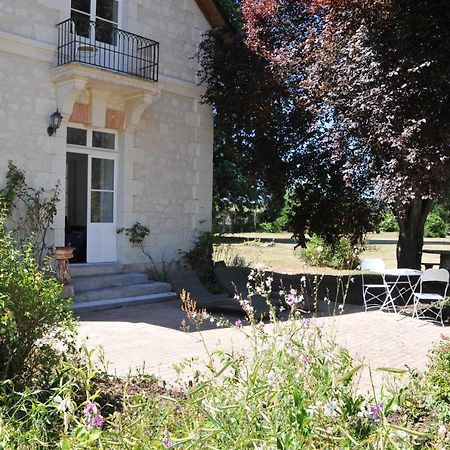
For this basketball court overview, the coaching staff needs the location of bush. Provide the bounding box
[300,234,363,270]
[259,221,281,233]
[378,211,399,232]
[426,337,450,421]
[424,212,449,238]
[0,215,74,386]
[178,230,223,277]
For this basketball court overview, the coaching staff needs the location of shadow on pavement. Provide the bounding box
[76,272,368,332]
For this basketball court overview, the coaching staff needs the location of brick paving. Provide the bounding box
[78,300,449,395]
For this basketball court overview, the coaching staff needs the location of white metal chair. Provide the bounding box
[412,268,449,326]
[360,258,388,311]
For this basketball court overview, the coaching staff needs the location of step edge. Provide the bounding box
[71,292,178,312]
[73,283,172,302]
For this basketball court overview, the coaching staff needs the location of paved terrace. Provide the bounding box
[78,300,449,395]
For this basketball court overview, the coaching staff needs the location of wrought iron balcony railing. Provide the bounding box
[56,18,159,82]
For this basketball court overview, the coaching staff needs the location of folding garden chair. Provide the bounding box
[412,268,449,326]
[360,258,388,311]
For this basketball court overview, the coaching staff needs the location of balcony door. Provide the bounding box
[71,0,122,68]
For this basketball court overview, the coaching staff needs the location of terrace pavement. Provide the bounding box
[78,300,449,395]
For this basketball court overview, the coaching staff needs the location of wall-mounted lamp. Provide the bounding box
[47,109,63,136]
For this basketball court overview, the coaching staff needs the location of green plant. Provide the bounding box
[117,222,150,245]
[117,222,161,277]
[300,234,363,270]
[378,211,400,232]
[0,161,60,264]
[259,221,281,233]
[258,189,300,233]
[0,214,74,386]
[424,212,449,238]
[426,337,450,421]
[0,346,110,449]
[178,230,222,275]
[212,242,248,268]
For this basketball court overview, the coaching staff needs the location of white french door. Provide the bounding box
[71,0,122,67]
[86,153,117,262]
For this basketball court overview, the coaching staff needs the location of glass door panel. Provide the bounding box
[87,155,117,262]
[96,0,119,45]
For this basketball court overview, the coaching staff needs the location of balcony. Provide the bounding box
[56,18,159,82]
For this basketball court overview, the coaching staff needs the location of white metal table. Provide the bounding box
[380,269,422,313]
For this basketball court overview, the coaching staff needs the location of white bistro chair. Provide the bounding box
[412,268,449,326]
[360,258,388,311]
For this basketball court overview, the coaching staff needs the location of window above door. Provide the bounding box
[67,127,116,151]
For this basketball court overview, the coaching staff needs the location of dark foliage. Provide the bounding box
[198,28,309,223]
[243,0,450,267]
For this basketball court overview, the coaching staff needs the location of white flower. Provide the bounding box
[306,405,317,416]
[55,395,72,413]
[275,335,291,352]
[324,401,339,418]
[316,246,323,253]
[267,370,276,386]
[322,351,334,362]
[438,423,447,439]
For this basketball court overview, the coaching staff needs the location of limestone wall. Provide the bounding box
[0,0,214,265]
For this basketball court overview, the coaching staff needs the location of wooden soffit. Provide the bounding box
[194,0,230,29]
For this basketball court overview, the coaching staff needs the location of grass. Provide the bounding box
[214,232,450,273]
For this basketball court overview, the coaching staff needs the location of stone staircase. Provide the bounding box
[69,263,177,313]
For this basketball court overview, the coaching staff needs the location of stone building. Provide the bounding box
[0,0,227,271]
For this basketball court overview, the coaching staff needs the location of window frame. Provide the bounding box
[66,125,118,153]
[70,0,123,44]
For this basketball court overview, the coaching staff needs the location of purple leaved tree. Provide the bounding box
[242,0,450,268]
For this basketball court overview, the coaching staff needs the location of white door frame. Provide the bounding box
[66,146,118,263]
[71,0,123,56]
[86,150,118,262]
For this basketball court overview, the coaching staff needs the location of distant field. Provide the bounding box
[214,232,450,274]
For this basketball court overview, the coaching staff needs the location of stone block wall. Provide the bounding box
[0,0,214,265]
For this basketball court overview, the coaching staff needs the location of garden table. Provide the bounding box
[380,269,422,314]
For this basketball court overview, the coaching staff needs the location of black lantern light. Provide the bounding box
[47,109,63,136]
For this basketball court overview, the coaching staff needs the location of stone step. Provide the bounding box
[72,272,148,292]
[71,292,178,313]
[74,281,172,303]
[70,263,126,278]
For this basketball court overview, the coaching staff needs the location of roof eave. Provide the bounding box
[194,0,234,30]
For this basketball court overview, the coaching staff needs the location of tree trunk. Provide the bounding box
[396,198,433,269]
